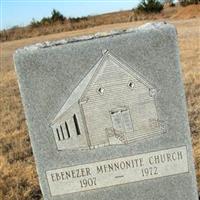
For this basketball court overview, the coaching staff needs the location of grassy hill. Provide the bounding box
[0,4,200,42]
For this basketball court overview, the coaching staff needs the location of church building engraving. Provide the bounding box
[50,50,165,150]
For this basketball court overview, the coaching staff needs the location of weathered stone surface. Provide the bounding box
[14,22,198,200]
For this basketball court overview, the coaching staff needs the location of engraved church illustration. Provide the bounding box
[50,50,165,151]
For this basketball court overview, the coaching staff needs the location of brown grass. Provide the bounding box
[0,14,200,200]
[1,5,200,42]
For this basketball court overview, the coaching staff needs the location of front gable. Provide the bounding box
[81,51,155,101]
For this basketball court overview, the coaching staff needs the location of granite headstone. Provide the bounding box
[14,22,198,200]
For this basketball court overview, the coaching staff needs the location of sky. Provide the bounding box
[1,0,141,30]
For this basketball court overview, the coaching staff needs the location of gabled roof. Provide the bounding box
[51,51,108,124]
[51,50,154,124]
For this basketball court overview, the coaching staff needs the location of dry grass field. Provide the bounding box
[0,8,200,200]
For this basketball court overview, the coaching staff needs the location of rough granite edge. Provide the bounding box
[14,21,175,54]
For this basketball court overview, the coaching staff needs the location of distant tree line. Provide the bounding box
[178,0,199,6]
[30,9,89,28]
[31,2,166,28]
[29,0,199,28]
[136,0,199,14]
[31,9,66,27]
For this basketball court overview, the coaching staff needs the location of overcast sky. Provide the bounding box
[1,0,140,30]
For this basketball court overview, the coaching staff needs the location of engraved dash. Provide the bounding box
[115,175,124,178]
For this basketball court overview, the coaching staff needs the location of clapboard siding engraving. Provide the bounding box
[50,51,165,150]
